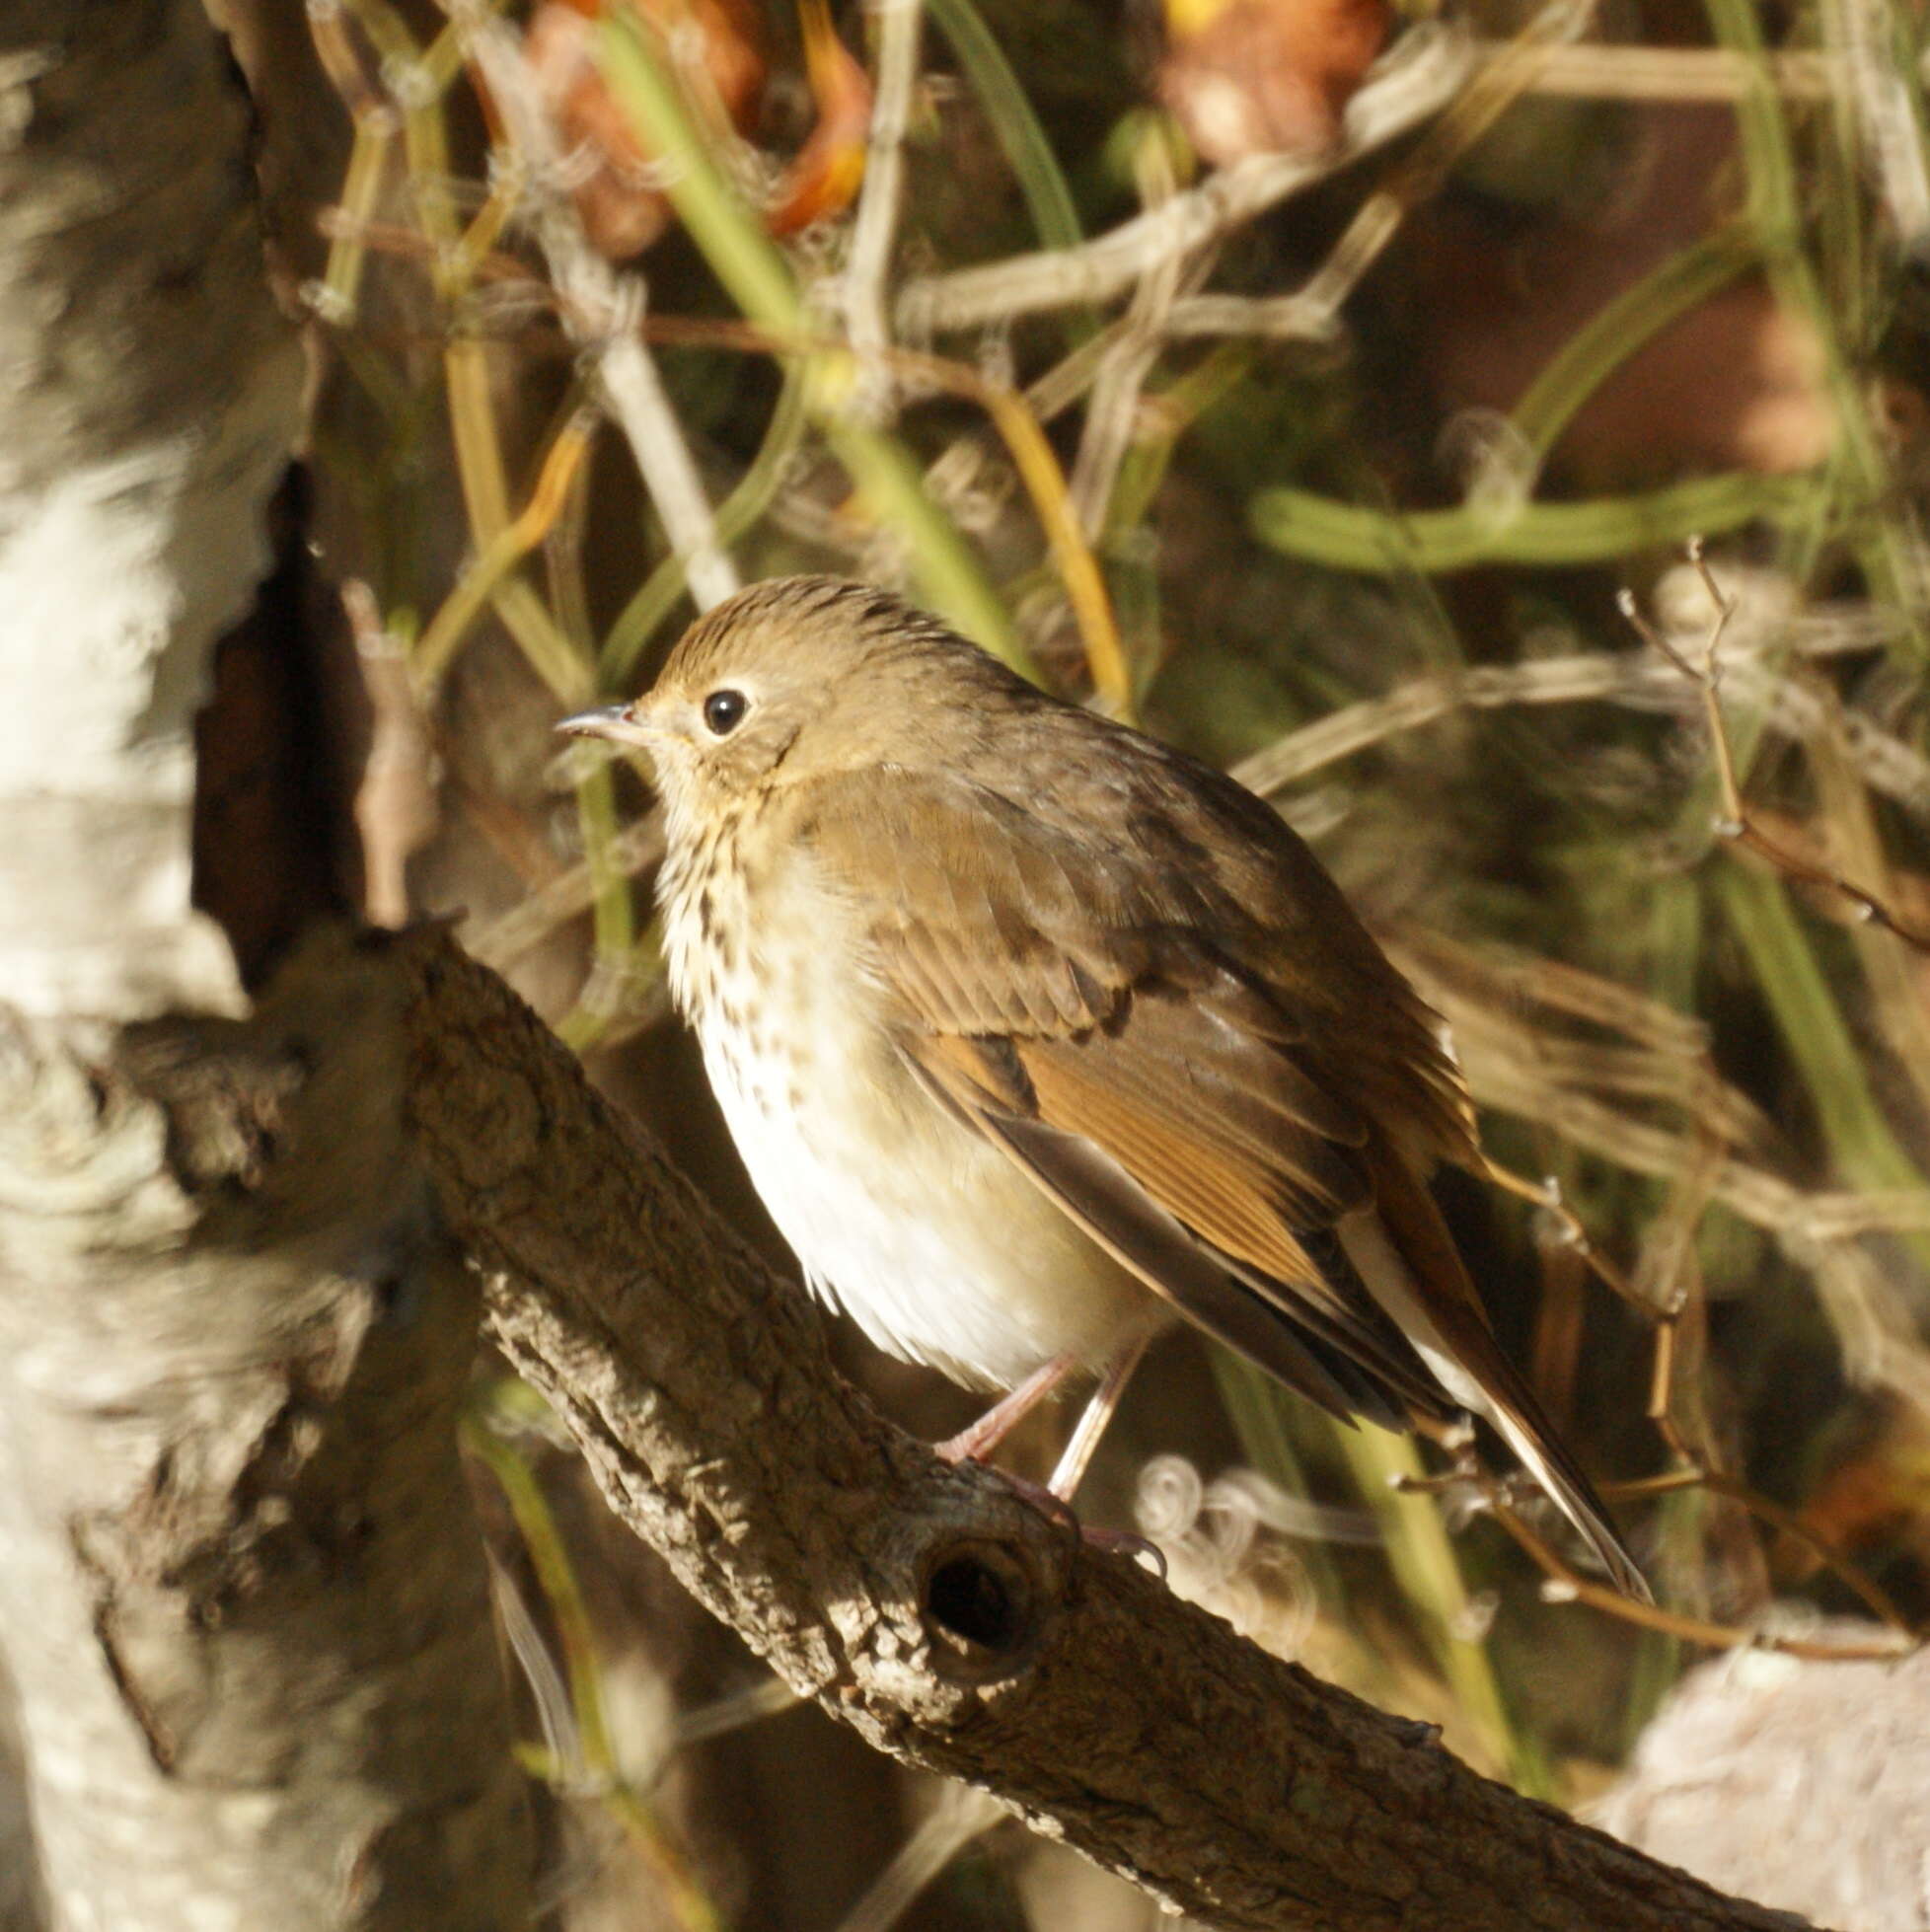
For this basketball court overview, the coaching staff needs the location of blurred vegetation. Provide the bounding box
[291,0,1930,1921]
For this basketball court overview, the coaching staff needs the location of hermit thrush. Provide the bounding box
[560,576,1647,1599]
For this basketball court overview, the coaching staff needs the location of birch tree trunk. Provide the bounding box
[0,3,534,1925]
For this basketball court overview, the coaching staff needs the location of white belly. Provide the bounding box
[698,1006,1148,1390]
[669,837,1148,1390]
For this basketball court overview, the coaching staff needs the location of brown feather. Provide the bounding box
[900,1038,1413,1424]
[1357,1137,1651,1600]
[802,761,1474,1425]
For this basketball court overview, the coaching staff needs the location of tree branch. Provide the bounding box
[402,929,1815,1932]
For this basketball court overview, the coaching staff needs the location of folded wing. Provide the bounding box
[795,751,1647,1598]
[799,757,1469,1425]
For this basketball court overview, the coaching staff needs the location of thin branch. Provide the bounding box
[1159,292,1343,341]
[1494,1505,1906,1662]
[1229,639,1930,821]
[1482,1160,1667,1319]
[1392,1442,1913,1659]
[455,5,740,613]
[842,0,925,376]
[832,1784,1004,1932]
[1399,944,1930,1392]
[1614,1468,1914,1635]
[895,25,1475,334]
[466,811,665,972]
[416,403,604,687]
[1504,40,1856,102]
[343,578,440,926]
[1619,545,1930,953]
[1828,0,1930,249]
[1398,1141,1919,1658]
[1066,129,1190,545]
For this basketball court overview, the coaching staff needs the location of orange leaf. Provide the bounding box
[523,0,767,262]
[766,0,872,237]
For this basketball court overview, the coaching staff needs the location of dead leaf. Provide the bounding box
[1158,0,1391,164]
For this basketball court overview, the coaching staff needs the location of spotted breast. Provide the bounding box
[656,787,1154,1391]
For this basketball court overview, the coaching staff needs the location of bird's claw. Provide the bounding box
[977,1466,1168,1577]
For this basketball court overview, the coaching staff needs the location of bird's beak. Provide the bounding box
[557,704,646,745]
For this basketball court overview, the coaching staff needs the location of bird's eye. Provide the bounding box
[702,689,749,736]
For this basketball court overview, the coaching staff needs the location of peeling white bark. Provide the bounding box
[0,0,299,1017]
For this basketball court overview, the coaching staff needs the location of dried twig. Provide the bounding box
[1392,1434,1916,1657]
[1828,0,1930,249]
[1493,1501,1912,1661]
[1066,129,1192,547]
[472,819,667,976]
[415,405,603,688]
[1502,41,1847,101]
[841,0,925,380]
[454,4,740,614]
[343,579,440,925]
[1482,1161,1666,1319]
[832,1785,1005,1932]
[1616,1467,1913,1633]
[1621,542,1930,952]
[1158,292,1343,342]
[308,0,394,124]
[1231,635,1930,820]
[895,25,1474,334]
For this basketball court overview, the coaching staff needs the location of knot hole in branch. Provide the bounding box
[920,1535,1051,1686]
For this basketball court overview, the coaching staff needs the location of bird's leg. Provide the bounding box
[1046,1331,1152,1500]
[935,1340,1164,1572]
[934,1352,1079,1466]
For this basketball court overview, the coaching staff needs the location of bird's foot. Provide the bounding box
[1074,1518,1167,1578]
[952,1460,1166,1577]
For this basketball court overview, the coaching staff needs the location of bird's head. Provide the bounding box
[557,576,1025,832]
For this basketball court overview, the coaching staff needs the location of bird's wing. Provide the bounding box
[795,758,1478,1425]
[801,756,1649,1595]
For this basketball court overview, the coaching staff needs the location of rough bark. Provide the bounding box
[0,938,535,1931]
[0,5,537,1925]
[403,929,1817,1932]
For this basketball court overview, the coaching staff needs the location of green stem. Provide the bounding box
[1717,866,1930,1218]
[1212,1358,1544,1795]
[1340,1424,1550,1798]
[579,763,634,978]
[1250,473,1815,574]
[467,1417,724,1932]
[318,117,395,327]
[463,1421,617,1776]
[1511,226,1758,462]
[923,0,1085,255]
[1210,1354,1345,1610]
[595,15,1030,672]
